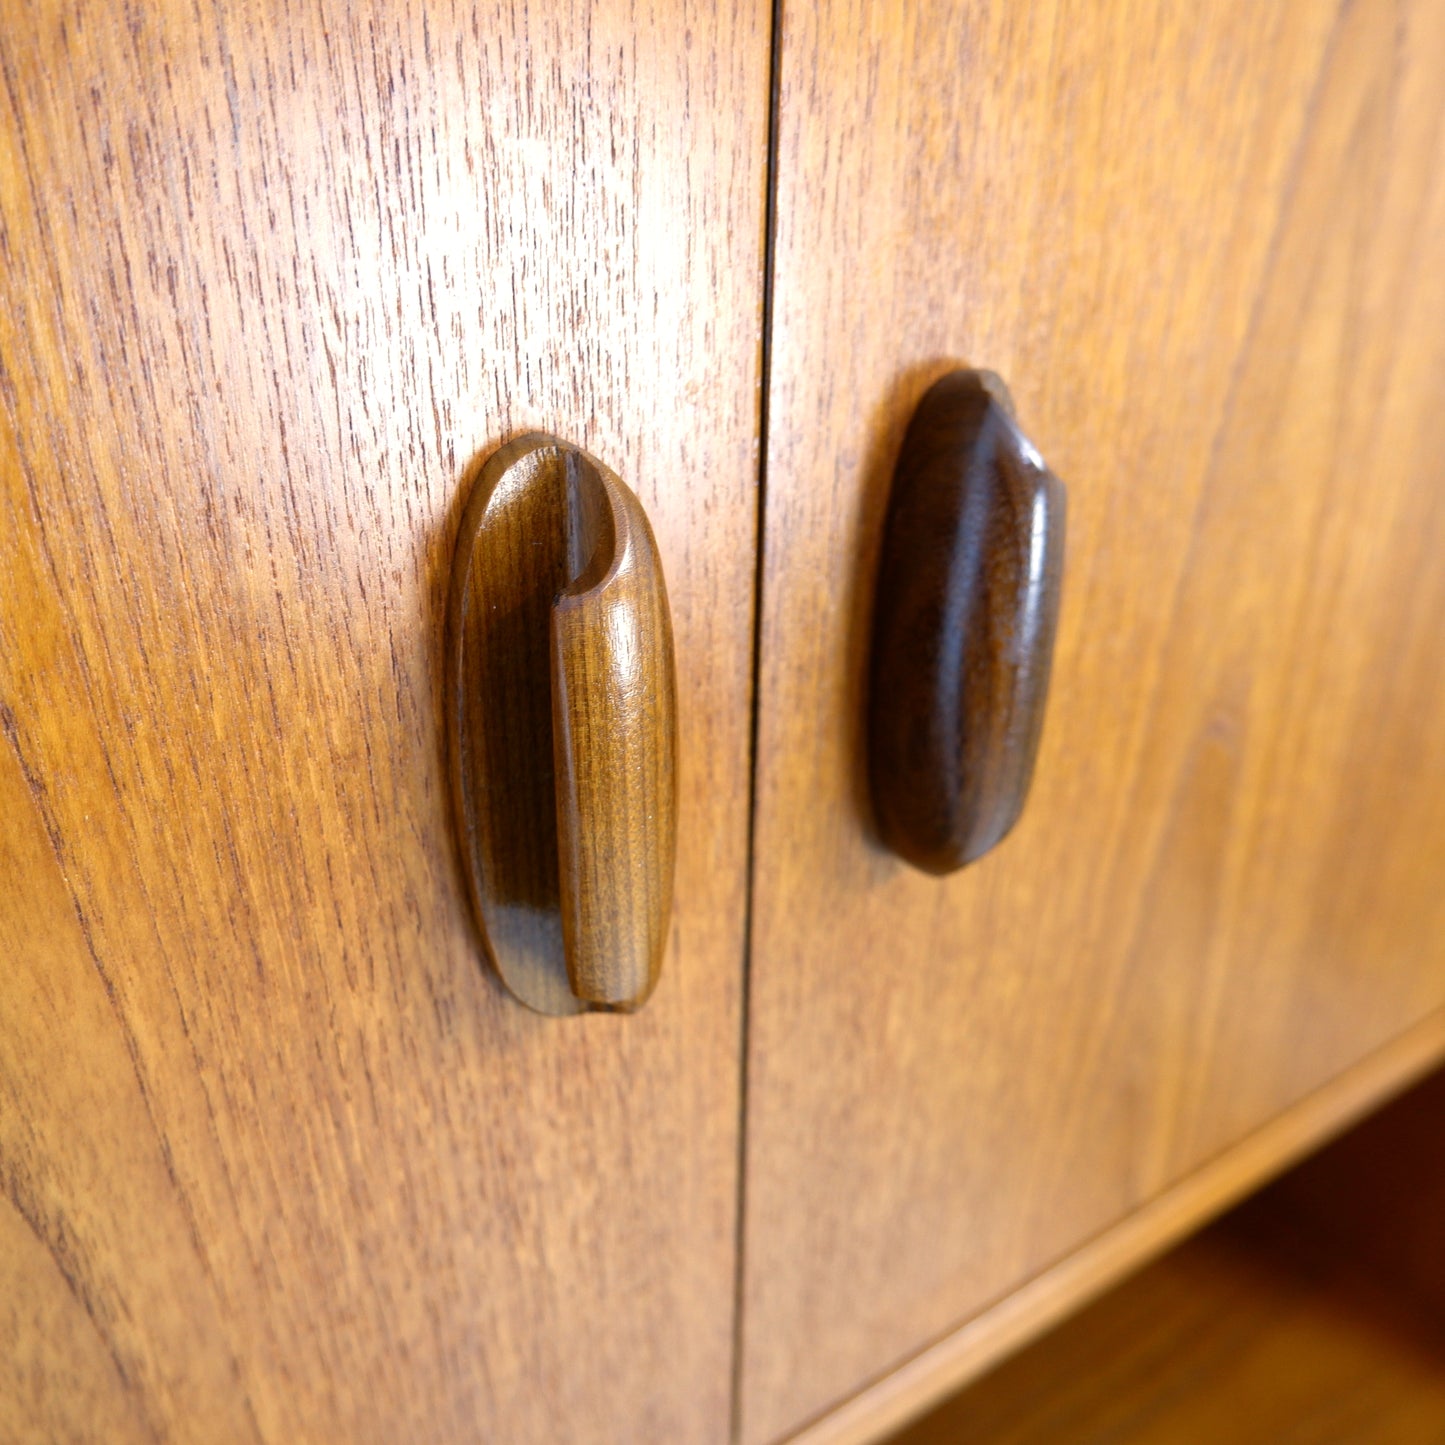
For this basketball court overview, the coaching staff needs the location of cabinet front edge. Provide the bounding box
[775,1006,1445,1445]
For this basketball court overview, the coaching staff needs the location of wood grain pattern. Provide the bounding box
[743,0,1445,1439]
[783,1007,1445,1445]
[447,434,677,1015]
[551,442,678,1009]
[892,1184,1445,1445]
[867,370,1065,873]
[0,2,767,1440]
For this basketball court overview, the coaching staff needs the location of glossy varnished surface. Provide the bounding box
[551,445,677,1009]
[743,1,1445,1439]
[0,2,767,1439]
[868,370,1065,874]
[448,436,677,1014]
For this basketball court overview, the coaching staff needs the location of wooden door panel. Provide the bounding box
[0,3,767,1441]
[743,1,1445,1439]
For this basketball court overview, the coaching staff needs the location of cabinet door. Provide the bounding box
[0,4,766,1441]
[742,1,1445,1439]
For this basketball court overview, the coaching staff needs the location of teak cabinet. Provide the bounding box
[3,3,1444,1444]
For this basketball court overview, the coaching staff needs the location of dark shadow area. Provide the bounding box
[435,435,574,1011]
[842,357,982,848]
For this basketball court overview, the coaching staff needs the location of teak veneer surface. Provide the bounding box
[780,1014,1445,1445]
[0,2,768,1441]
[893,1186,1445,1445]
[743,0,1445,1439]
[891,1070,1445,1445]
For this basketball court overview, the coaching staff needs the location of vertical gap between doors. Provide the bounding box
[730,0,786,1439]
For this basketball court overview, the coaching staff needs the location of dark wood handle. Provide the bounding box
[447,434,677,1014]
[867,370,1066,874]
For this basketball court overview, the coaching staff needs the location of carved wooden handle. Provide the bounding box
[447,434,677,1014]
[867,370,1066,874]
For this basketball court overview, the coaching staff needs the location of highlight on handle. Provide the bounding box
[447,434,677,1014]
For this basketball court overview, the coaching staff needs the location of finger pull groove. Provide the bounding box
[448,434,677,1014]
